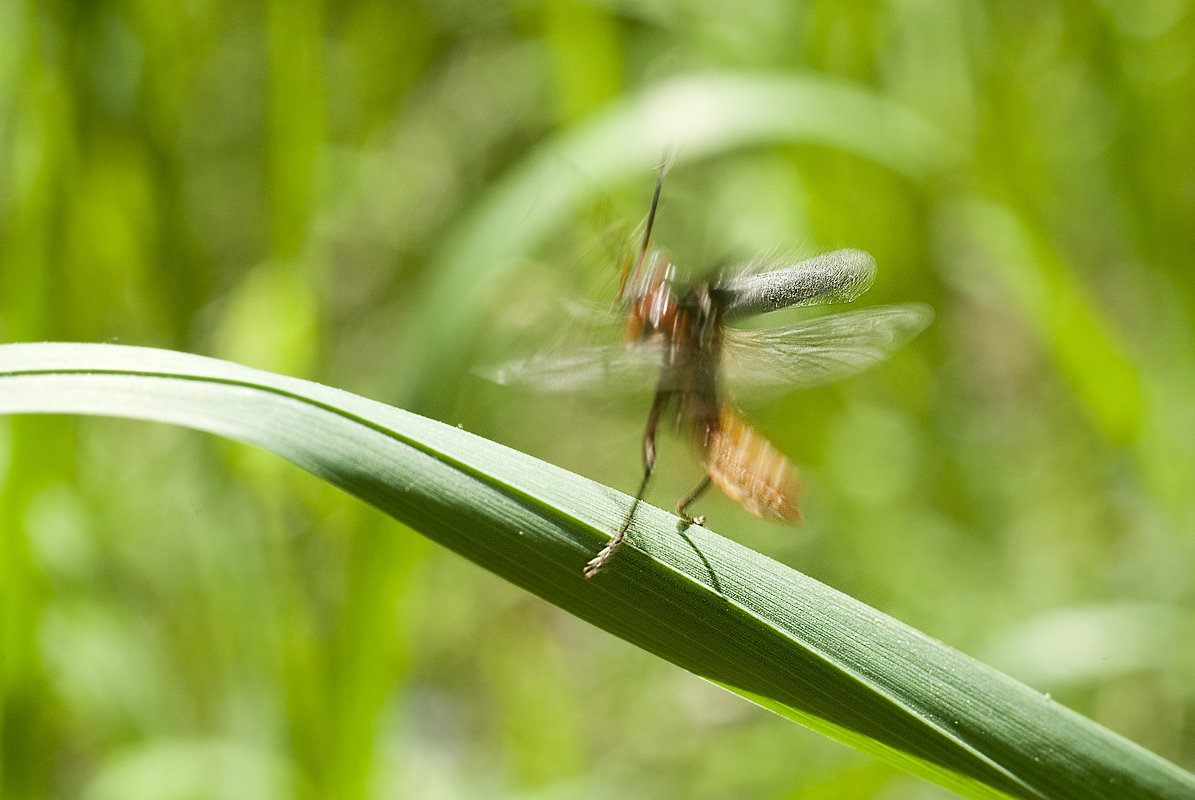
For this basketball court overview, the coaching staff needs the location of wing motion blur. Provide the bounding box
[722,302,933,392]
[485,302,932,396]
[481,340,660,392]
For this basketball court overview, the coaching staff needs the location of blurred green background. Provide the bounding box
[2,1,1194,798]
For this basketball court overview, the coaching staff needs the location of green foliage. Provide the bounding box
[2,1,1194,798]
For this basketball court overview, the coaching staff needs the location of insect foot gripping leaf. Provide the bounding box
[703,409,803,525]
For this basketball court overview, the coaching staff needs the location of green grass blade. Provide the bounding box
[1,342,1191,800]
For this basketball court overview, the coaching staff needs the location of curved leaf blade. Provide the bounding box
[1,342,1191,800]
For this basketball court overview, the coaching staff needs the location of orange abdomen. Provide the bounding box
[703,410,803,524]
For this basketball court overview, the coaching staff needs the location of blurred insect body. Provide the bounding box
[489,171,932,578]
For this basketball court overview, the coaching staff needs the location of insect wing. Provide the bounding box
[718,249,878,321]
[481,340,664,393]
[723,303,933,394]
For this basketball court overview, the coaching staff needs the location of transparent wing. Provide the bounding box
[723,303,933,393]
[476,293,658,393]
[479,340,661,393]
[481,302,933,395]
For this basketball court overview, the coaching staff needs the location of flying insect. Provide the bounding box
[489,170,932,577]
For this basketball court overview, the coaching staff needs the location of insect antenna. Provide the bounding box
[618,161,669,297]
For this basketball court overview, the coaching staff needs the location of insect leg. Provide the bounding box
[675,476,712,526]
[584,387,666,578]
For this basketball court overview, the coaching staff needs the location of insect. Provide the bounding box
[489,169,932,578]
